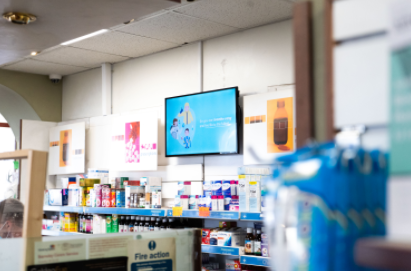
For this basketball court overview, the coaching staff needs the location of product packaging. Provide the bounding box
[87,168,109,184]
[140,177,148,186]
[68,186,79,206]
[174,195,181,207]
[152,190,162,208]
[217,195,224,211]
[238,175,249,211]
[93,214,101,234]
[189,195,199,209]
[211,180,222,196]
[209,228,220,245]
[226,259,241,271]
[77,187,85,206]
[101,185,111,207]
[230,180,238,196]
[148,176,161,186]
[112,214,119,233]
[203,180,212,197]
[106,215,112,233]
[202,228,211,244]
[181,195,189,210]
[125,186,139,208]
[94,184,102,207]
[111,189,116,207]
[123,180,140,186]
[116,189,125,207]
[261,232,269,257]
[229,196,239,211]
[79,178,100,187]
[48,189,68,206]
[90,189,96,207]
[249,176,261,212]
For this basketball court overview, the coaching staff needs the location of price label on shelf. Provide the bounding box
[172,207,183,217]
[198,207,210,217]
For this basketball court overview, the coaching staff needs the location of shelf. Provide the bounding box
[44,205,84,213]
[43,206,167,217]
[42,230,84,236]
[355,238,411,270]
[84,207,167,216]
[240,255,270,267]
[201,245,244,256]
[240,212,264,221]
[166,209,240,220]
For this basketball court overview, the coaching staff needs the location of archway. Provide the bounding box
[0,84,40,146]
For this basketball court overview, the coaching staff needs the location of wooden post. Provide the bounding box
[294,1,315,147]
[0,149,48,270]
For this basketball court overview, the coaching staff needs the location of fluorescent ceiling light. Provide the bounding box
[61,29,109,45]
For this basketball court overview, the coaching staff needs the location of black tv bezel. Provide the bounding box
[164,86,240,158]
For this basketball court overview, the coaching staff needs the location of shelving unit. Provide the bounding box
[201,245,244,256]
[42,230,84,236]
[45,206,264,221]
[44,206,167,217]
[240,255,270,267]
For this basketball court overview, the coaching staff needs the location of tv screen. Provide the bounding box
[165,87,239,157]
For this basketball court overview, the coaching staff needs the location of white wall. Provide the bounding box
[62,68,102,121]
[61,20,294,179]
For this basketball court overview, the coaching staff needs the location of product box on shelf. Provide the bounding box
[140,177,148,186]
[79,178,100,187]
[226,259,241,271]
[115,177,129,189]
[125,186,143,208]
[102,184,112,207]
[60,177,76,189]
[48,189,68,206]
[148,176,161,186]
[123,180,140,186]
[212,180,222,196]
[152,190,162,208]
[68,186,79,206]
[210,228,220,245]
[202,228,212,244]
[261,232,269,257]
[203,180,212,197]
[88,168,109,184]
[238,175,250,211]
[249,176,261,212]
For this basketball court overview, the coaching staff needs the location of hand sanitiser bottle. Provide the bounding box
[274,99,288,145]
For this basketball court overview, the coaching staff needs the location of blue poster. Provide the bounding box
[165,88,238,156]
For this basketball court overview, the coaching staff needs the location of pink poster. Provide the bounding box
[125,122,140,163]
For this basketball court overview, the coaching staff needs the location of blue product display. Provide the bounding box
[165,87,239,157]
[212,180,222,196]
[222,180,231,197]
[265,143,387,271]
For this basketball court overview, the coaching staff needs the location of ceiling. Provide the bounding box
[0,0,294,76]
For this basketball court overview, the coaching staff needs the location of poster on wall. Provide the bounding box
[48,122,85,175]
[243,88,295,165]
[110,114,158,171]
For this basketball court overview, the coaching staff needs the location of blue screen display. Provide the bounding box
[165,88,238,156]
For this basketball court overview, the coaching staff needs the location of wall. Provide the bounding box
[0,69,62,122]
[60,20,294,193]
[62,68,102,121]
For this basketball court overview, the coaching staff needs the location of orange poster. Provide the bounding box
[59,129,72,167]
[267,97,294,153]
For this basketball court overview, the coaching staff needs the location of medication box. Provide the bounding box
[48,189,68,206]
[249,176,261,212]
[226,259,241,271]
[238,175,249,211]
[202,228,212,244]
[209,228,220,246]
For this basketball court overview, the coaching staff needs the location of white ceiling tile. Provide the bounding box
[1,59,88,76]
[33,46,128,68]
[176,0,293,29]
[118,11,238,44]
[70,31,178,58]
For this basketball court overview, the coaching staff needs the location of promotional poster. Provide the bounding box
[110,114,158,171]
[243,88,295,165]
[165,88,238,156]
[48,122,85,175]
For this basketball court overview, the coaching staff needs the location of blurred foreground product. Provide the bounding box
[264,143,387,271]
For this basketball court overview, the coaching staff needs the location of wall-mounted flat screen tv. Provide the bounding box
[165,87,240,157]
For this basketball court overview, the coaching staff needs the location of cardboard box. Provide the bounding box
[48,189,68,206]
[148,177,161,186]
[123,180,140,186]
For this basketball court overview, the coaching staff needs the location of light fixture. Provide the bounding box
[3,12,37,25]
[61,29,109,45]
[31,51,39,56]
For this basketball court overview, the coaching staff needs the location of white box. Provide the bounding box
[152,191,162,208]
[93,214,101,234]
[148,176,161,186]
[239,175,250,211]
[249,176,261,212]
[68,186,79,206]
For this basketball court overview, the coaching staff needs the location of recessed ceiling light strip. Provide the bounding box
[61,29,109,46]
